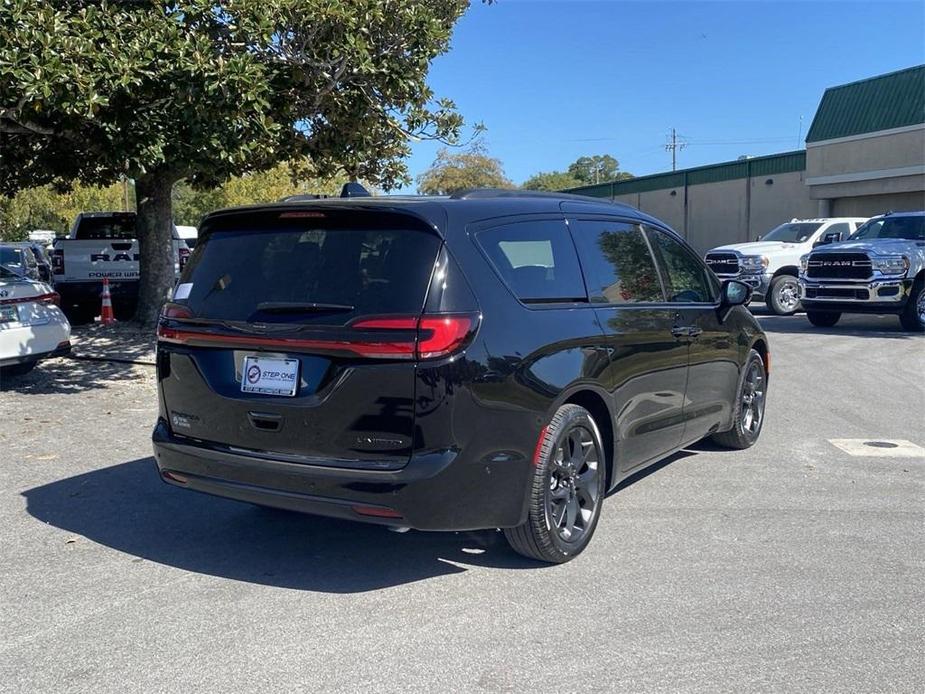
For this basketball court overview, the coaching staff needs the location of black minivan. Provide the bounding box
[153,188,768,563]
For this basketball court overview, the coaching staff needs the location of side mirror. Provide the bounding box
[721,279,751,308]
[813,231,841,248]
[755,235,762,242]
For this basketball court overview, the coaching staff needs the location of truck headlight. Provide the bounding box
[740,255,769,273]
[871,255,909,276]
[799,254,809,273]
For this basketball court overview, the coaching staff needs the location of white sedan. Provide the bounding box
[0,265,71,377]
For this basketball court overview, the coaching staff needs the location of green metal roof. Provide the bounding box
[563,151,805,198]
[805,64,925,143]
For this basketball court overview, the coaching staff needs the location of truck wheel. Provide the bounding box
[711,349,766,450]
[899,278,925,332]
[806,311,840,328]
[767,275,801,315]
[503,404,606,564]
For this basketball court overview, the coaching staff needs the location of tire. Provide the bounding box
[711,349,767,450]
[1,360,37,378]
[899,278,925,332]
[766,275,801,316]
[504,404,607,563]
[806,311,840,328]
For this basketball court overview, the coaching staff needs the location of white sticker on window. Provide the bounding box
[173,283,193,300]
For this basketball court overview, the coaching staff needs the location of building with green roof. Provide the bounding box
[564,65,924,253]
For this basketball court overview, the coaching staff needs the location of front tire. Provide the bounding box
[767,275,801,315]
[899,278,925,332]
[711,349,767,450]
[504,404,607,563]
[806,311,840,327]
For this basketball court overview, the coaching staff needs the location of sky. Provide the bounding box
[398,0,925,190]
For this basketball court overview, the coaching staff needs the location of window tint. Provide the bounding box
[823,222,850,240]
[850,216,924,241]
[647,228,716,303]
[571,220,664,303]
[74,215,137,240]
[762,222,823,243]
[179,225,441,324]
[477,220,586,302]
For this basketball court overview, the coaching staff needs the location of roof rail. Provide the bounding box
[449,188,617,202]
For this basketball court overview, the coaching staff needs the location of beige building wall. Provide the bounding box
[833,190,925,217]
[636,188,685,232]
[806,126,925,178]
[747,170,817,240]
[685,179,749,253]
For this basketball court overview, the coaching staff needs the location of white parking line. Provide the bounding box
[828,439,925,458]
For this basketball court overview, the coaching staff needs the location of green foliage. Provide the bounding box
[416,140,512,195]
[522,171,582,191]
[0,0,472,192]
[0,181,129,241]
[0,0,475,320]
[173,164,345,226]
[567,155,632,185]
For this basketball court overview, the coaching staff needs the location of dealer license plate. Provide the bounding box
[240,355,300,397]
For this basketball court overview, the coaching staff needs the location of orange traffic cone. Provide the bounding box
[98,277,116,325]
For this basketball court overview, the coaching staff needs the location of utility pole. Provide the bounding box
[665,128,686,171]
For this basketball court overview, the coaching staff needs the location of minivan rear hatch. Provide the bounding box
[156,207,450,470]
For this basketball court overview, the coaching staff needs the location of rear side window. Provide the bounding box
[570,220,664,303]
[476,220,586,302]
[178,222,441,324]
[75,215,136,240]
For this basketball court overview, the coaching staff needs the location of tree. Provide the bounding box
[416,140,512,195]
[0,1,473,323]
[173,164,344,227]
[522,171,582,192]
[567,155,633,185]
[0,182,129,242]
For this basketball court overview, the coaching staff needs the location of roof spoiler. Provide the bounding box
[278,182,371,203]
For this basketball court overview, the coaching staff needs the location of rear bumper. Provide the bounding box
[56,280,138,306]
[0,340,70,367]
[151,419,532,531]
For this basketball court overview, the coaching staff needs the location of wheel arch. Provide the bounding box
[772,265,799,278]
[561,388,616,491]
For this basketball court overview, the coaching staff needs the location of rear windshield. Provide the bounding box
[850,216,924,241]
[75,215,137,240]
[177,224,441,324]
[0,247,25,274]
[762,222,823,243]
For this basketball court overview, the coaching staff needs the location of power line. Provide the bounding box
[665,128,687,171]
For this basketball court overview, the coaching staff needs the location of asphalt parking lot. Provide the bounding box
[1,310,922,693]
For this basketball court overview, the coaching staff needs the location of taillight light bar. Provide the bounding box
[0,292,60,306]
[51,249,64,275]
[178,247,191,270]
[156,305,478,360]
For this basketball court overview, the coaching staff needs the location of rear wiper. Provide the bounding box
[254,301,355,314]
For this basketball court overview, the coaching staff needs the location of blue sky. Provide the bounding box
[399,0,925,190]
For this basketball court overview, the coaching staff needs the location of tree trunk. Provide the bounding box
[134,171,178,327]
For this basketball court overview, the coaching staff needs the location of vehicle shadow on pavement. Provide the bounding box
[22,457,546,592]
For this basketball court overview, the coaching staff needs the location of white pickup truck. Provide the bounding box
[704,217,867,315]
[51,212,189,320]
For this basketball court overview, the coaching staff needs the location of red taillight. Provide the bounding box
[51,249,64,275]
[351,505,403,519]
[157,311,478,360]
[0,292,59,306]
[178,247,190,270]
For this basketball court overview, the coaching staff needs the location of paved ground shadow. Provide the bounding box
[23,457,547,593]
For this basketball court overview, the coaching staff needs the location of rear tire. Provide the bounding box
[504,404,607,564]
[806,311,840,327]
[899,278,925,332]
[767,275,801,316]
[711,349,767,450]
